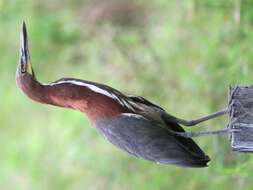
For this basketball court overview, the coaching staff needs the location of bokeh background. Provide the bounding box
[1,0,253,189]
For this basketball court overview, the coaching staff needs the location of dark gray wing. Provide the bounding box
[161,116,210,161]
[127,95,165,111]
[127,95,208,158]
[95,113,210,167]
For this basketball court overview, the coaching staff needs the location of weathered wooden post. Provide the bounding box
[228,86,253,152]
[170,85,253,153]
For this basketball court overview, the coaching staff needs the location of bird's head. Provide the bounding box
[17,21,35,79]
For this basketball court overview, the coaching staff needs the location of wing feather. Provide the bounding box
[95,113,210,167]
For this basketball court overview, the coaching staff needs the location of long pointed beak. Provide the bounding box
[19,21,33,74]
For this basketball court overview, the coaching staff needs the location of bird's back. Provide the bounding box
[95,113,210,167]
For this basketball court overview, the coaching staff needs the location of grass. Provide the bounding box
[1,0,253,189]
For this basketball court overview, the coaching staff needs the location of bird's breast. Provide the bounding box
[84,95,129,122]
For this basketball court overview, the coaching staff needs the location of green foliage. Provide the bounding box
[1,0,253,189]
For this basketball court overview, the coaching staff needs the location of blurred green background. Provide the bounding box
[1,0,253,189]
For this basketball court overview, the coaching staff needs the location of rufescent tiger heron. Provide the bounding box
[16,22,229,167]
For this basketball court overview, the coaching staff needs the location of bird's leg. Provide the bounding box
[167,112,241,138]
[166,108,228,127]
[171,128,237,138]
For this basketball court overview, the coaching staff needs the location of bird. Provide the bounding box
[16,22,227,167]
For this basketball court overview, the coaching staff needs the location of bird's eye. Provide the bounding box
[20,63,26,73]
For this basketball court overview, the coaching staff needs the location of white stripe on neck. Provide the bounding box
[49,79,136,111]
[49,80,115,99]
